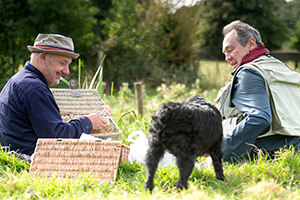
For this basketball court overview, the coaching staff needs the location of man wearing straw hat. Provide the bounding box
[0,34,110,159]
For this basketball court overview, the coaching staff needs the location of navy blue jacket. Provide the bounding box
[0,62,93,155]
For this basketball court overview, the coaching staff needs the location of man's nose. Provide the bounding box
[63,65,70,75]
[224,52,231,63]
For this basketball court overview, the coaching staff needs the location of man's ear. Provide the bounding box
[39,52,48,63]
[247,37,257,51]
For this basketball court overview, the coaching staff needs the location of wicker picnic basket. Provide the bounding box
[29,139,130,183]
[50,88,121,140]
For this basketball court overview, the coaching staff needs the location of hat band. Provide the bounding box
[34,45,74,53]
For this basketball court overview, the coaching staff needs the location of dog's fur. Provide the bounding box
[144,95,224,192]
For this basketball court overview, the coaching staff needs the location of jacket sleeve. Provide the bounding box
[222,68,272,162]
[24,86,93,139]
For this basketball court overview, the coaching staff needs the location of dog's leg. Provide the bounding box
[176,154,196,190]
[209,142,225,181]
[144,140,165,192]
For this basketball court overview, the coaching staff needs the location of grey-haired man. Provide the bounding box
[217,20,300,162]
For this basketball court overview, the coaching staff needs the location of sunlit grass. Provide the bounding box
[1,148,300,199]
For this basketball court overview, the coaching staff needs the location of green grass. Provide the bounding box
[1,149,300,199]
[1,60,300,199]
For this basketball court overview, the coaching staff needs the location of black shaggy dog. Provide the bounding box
[144,95,224,192]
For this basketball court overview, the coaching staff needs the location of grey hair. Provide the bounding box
[222,20,264,46]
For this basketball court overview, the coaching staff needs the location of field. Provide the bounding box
[1,60,300,199]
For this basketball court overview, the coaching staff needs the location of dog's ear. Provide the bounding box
[150,111,163,133]
[160,108,172,123]
[158,102,179,123]
[150,102,180,133]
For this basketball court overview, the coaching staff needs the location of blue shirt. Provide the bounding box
[0,62,93,155]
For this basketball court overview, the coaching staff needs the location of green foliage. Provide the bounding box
[276,0,300,30]
[90,0,113,41]
[101,0,153,87]
[78,59,82,89]
[0,0,298,91]
[138,0,203,68]
[27,0,98,56]
[95,55,106,95]
[198,0,288,52]
[292,19,300,51]
[279,0,300,51]
[102,83,151,144]
[0,0,99,89]
[0,0,32,87]
[101,0,203,88]
[59,56,106,92]
[89,56,103,89]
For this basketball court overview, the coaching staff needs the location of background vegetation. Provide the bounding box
[1,0,300,90]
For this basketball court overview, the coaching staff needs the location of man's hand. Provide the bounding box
[86,113,109,130]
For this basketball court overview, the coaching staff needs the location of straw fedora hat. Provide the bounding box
[27,34,79,59]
